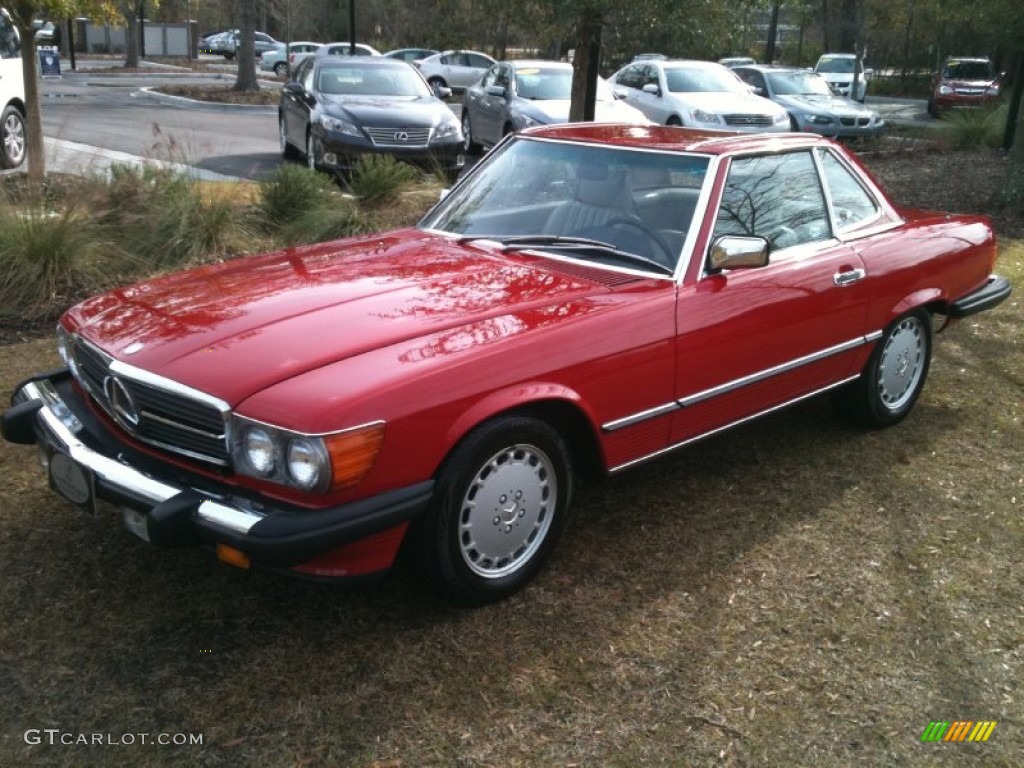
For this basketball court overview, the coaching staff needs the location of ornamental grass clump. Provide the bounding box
[939,104,1007,149]
[344,154,421,205]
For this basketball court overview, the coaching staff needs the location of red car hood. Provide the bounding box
[66,230,606,405]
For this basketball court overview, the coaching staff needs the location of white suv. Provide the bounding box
[814,53,871,103]
[1,8,27,168]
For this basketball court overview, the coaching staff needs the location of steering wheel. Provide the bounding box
[596,217,677,268]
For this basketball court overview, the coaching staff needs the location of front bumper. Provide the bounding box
[2,371,434,569]
[315,129,465,174]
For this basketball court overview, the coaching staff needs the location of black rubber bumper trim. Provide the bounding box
[949,275,1012,318]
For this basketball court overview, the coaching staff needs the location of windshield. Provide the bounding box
[665,66,748,94]
[316,64,431,97]
[514,68,617,102]
[420,137,710,274]
[816,56,861,74]
[942,60,995,80]
[767,71,833,96]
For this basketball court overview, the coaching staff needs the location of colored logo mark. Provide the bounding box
[921,721,997,742]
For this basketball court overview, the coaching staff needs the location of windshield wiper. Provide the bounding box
[494,235,675,276]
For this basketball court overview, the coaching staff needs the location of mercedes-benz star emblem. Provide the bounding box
[394,131,409,142]
[104,376,141,427]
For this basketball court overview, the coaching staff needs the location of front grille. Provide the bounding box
[955,87,985,95]
[840,117,871,127]
[723,114,774,127]
[71,336,230,466]
[365,127,431,148]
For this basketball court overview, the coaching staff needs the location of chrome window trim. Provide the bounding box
[601,331,881,432]
[813,146,884,235]
[609,375,859,473]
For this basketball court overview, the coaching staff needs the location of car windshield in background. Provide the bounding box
[942,61,995,79]
[767,71,833,96]
[665,66,747,94]
[421,137,709,273]
[817,56,860,74]
[316,64,430,97]
[514,68,616,101]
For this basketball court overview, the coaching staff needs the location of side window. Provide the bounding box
[617,65,642,90]
[642,65,660,88]
[736,69,766,93]
[0,10,20,58]
[468,54,491,69]
[481,66,498,88]
[713,151,832,251]
[494,65,511,90]
[298,60,315,91]
[817,149,880,232]
[440,54,453,66]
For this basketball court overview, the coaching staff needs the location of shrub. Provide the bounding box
[939,105,1007,149]
[0,200,109,320]
[344,154,420,205]
[256,164,341,227]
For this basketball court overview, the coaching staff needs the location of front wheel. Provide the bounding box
[274,61,288,77]
[833,310,932,428]
[413,415,573,605]
[279,115,299,160]
[306,132,318,171]
[461,109,481,154]
[1,105,27,169]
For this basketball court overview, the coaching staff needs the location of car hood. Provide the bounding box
[667,91,782,116]
[321,95,450,125]
[66,231,608,406]
[516,98,648,125]
[773,93,871,115]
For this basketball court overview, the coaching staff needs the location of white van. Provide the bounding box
[814,53,871,103]
[1,8,27,168]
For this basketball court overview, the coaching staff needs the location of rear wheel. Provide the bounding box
[1,105,26,169]
[274,61,288,77]
[461,110,481,154]
[413,415,573,605]
[833,310,932,428]
[667,115,682,126]
[428,76,447,91]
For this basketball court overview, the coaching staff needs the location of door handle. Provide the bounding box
[833,267,866,286]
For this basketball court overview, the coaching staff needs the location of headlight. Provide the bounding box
[231,417,385,493]
[320,115,362,136]
[517,114,545,129]
[56,324,77,376]
[806,114,834,125]
[243,427,275,474]
[987,84,1000,96]
[287,438,326,490]
[773,111,790,125]
[434,118,462,139]
[689,109,723,125]
[939,85,954,95]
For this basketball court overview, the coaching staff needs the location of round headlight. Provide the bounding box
[287,438,324,490]
[244,427,275,474]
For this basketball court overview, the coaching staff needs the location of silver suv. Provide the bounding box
[1,8,27,168]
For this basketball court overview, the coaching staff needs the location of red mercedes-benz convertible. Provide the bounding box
[3,125,1010,604]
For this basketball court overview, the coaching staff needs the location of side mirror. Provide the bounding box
[484,85,506,98]
[613,87,629,100]
[436,85,453,100]
[642,83,660,96]
[283,82,304,95]
[707,236,770,272]
[749,85,764,96]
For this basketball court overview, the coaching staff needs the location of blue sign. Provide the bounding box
[38,47,61,78]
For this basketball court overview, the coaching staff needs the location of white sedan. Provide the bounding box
[259,42,321,77]
[608,59,790,132]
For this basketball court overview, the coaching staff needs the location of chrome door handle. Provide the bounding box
[834,268,866,286]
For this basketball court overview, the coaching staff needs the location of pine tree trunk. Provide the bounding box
[233,0,260,92]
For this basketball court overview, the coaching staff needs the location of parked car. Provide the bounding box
[200,29,281,60]
[461,59,648,152]
[260,41,321,77]
[3,124,1010,604]
[287,41,381,72]
[0,7,26,169]
[718,56,756,68]
[279,56,463,181]
[813,53,871,102]
[383,47,438,63]
[733,65,884,137]
[415,49,496,91]
[609,58,790,131]
[928,57,1002,117]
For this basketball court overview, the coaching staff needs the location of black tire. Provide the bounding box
[1,104,27,169]
[274,61,288,77]
[833,310,932,428]
[413,415,574,606]
[667,115,683,126]
[789,113,800,132]
[428,76,447,91]
[461,109,481,155]
[279,115,299,160]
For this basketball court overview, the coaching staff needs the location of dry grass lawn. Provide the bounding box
[0,150,1021,766]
